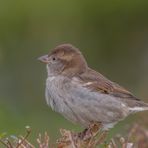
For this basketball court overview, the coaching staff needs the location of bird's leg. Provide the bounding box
[77,128,89,139]
[77,122,102,140]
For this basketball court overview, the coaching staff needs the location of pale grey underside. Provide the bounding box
[45,76,133,129]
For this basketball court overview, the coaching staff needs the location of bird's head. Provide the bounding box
[38,44,88,77]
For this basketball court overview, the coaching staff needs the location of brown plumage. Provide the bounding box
[38,43,148,129]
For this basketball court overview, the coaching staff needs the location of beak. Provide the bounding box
[38,54,49,64]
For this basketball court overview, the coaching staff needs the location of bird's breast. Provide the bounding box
[45,76,75,113]
[45,75,129,127]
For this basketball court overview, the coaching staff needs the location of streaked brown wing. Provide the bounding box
[78,68,140,101]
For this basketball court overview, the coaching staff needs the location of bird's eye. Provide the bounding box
[52,57,56,61]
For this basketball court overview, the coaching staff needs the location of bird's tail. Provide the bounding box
[129,101,148,112]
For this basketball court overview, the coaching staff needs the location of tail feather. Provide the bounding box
[129,106,148,112]
[129,101,148,112]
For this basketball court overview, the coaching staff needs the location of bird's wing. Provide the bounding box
[77,68,140,101]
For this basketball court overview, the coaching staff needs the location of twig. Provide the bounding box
[68,131,77,148]
[110,138,117,148]
[95,130,108,145]
[19,136,35,148]
[16,126,31,148]
[37,132,49,148]
[0,139,10,148]
[6,139,13,148]
[87,128,100,148]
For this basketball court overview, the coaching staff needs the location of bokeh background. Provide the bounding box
[0,0,148,144]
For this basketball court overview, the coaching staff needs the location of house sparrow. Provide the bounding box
[38,44,148,130]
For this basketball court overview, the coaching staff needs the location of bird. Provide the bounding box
[38,44,148,130]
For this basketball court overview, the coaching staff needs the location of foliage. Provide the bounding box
[0,124,148,148]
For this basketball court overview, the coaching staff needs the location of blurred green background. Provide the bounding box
[0,0,148,144]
